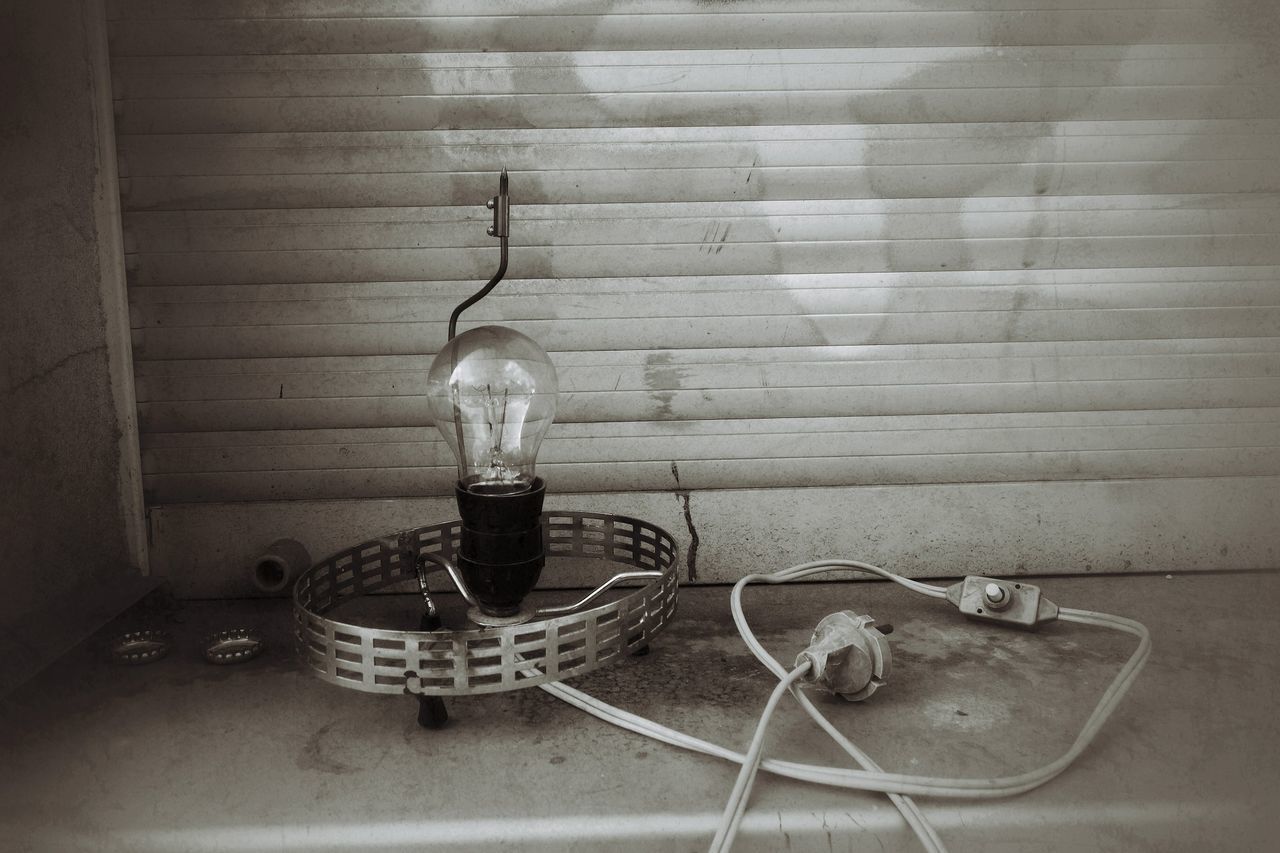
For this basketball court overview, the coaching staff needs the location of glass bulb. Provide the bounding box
[426,325,558,495]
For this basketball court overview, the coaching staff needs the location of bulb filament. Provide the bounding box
[450,381,523,487]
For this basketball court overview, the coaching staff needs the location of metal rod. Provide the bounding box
[533,571,664,617]
[447,169,509,341]
[413,559,439,621]
[418,551,480,609]
[410,553,450,729]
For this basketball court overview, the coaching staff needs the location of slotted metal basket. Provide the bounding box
[293,512,679,696]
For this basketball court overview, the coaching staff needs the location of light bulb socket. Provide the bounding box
[460,526,544,564]
[455,477,546,616]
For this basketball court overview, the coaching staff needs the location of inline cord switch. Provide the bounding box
[946,576,1059,629]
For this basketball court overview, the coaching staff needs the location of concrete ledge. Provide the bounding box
[149,476,1280,597]
[1,572,1277,851]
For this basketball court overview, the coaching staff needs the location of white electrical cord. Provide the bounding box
[730,561,952,853]
[533,559,1150,853]
[707,663,811,853]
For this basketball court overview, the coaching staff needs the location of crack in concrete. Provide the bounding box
[670,461,700,582]
[5,344,107,396]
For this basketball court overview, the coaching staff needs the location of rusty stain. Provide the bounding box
[642,351,688,420]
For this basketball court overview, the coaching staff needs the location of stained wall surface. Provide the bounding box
[0,0,147,693]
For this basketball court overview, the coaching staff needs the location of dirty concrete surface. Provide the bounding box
[1,573,1277,852]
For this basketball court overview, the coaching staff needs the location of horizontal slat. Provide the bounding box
[131,351,1280,403]
[114,56,1255,100]
[141,418,1280,474]
[124,202,1280,249]
[129,337,1280,378]
[123,265,1280,304]
[107,1,1212,21]
[137,407,1280,466]
[114,86,1278,135]
[117,133,1280,180]
[122,208,1280,254]
[115,119,1280,148]
[136,376,1280,432]
[121,193,1280,231]
[123,235,1280,286]
[129,281,1280,332]
[107,12,1222,57]
[129,307,1280,360]
[111,51,1261,98]
[119,163,1280,212]
[120,197,1280,257]
[124,208,1280,252]
[141,446,1280,502]
[140,427,1280,473]
[137,407,1280,448]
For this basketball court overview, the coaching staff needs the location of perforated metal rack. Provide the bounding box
[293,512,679,696]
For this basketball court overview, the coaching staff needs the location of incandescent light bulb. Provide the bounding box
[426,325,558,495]
[426,324,559,618]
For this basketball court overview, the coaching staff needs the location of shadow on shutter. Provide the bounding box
[108,0,1280,591]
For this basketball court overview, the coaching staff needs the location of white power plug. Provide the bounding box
[795,611,892,701]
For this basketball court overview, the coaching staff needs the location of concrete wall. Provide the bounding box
[0,0,149,693]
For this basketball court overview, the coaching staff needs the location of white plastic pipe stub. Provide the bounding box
[251,538,311,594]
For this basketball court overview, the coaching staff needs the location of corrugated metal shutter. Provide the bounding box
[108,0,1280,587]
